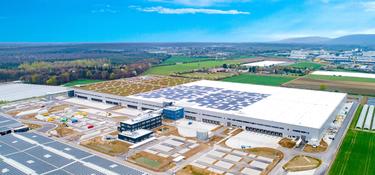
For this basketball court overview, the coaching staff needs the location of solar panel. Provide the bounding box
[44,141,91,159]
[83,156,145,175]
[63,162,106,175]
[0,133,147,175]
[44,169,72,175]
[0,115,21,128]
[0,134,35,151]
[6,152,56,174]
[135,85,269,111]
[25,146,74,167]
[0,142,18,156]
[0,161,27,175]
[18,132,55,144]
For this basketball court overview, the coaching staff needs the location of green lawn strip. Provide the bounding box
[63,79,103,87]
[221,74,296,86]
[136,157,161,168]
[306,74,375,83]
[290,62,322,70]
[162,56,213,64]
[144,60,241,75]
[329,105,375,175]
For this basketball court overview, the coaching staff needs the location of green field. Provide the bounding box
[135,157,161,168]
[144,60,241,75]
[222,74,296,86]
[290,62,322,70]
[63,79,103,87]
[179,72,235,80]
[306,74,375,83]
[162,56,213,64]
[329,105,375,175]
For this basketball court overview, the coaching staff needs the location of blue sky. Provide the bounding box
[0,0,374,42]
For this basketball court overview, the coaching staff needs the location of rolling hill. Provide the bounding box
[277,34,375,46]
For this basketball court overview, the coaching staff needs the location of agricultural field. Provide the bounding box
[290,62,322,70]
[162,56,212,64]
[306,74,375,83]
[329,105,375,175]
[283,77,375,96]
[178,72,237,80]
[144,60,241,75]
[222,74,297,86]
[77,75,194,96]
[63,79,103,87]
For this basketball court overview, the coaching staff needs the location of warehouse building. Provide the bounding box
[123,80,347,144]
[70,80,347,145]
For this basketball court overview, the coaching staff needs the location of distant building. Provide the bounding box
[363,51,375,57]
[289,50,310,59]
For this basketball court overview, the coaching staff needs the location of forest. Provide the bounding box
[0,59,154,85]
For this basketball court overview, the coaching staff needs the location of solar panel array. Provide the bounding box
[356,105,368,129]
[0,132,146,175]
[135,85,270,111]
[368,98,375,106]
[0,114,23,131]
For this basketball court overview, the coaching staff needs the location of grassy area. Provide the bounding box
[63,79,103,87]
[131,151,174,172]
[135,157,161,168]
[222,74,296,86]
[144,60,241,75]
[162,56,213,64]
[306,74,375,83]
[290,62,322,70]
[329,104,375,175]
[179,72,236,80]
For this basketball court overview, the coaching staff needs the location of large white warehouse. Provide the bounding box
[72,80,347,144]
[123,80,347,144]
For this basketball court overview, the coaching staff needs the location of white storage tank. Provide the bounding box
[196,130,209,141]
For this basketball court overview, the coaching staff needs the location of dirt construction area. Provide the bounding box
[80,136,131,156]
[303,140,328,153]
[283,78,375,95]
[283,155,321,172]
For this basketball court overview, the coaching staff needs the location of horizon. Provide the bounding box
[0,0,375,42]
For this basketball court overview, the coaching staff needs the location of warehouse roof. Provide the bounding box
[128,80,347,129]
[242,61,287,67]
[0,133,146,175]
[0,82,68,101]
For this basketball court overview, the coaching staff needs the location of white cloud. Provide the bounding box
[149,0,249,7]
[362,1,375,12]
[91,4,118,14]
[135,6,250,15]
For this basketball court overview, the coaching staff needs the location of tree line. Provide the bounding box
[0,59,153,85]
